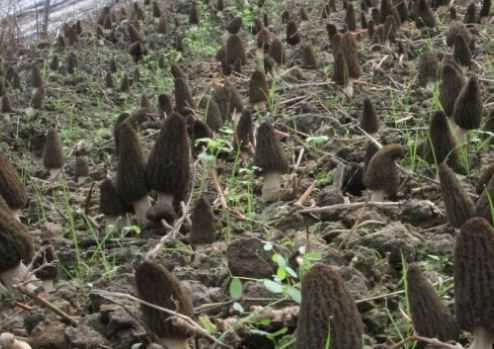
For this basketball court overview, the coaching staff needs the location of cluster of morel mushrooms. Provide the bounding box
[1,0,494,348]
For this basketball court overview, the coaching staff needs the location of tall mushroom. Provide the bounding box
[115,123,150,226]
[43,128,64,179]
[135,261,194,349]
[254,121,289,202]
[296,264,363,349]
[190,195,216,245]
[452,76,482,145]
[455,217,494,349]
[146,112,191,219]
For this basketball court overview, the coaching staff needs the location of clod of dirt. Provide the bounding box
[226,237,276,278]
[65,322,108,348]
[29,320,67,349]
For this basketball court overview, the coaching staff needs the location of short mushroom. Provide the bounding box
[363,144,404,201]
[254,121,289,202]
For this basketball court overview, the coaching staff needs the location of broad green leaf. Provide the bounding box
[229,277,242,300]
[287,286,302,304]
[263,279,284,293]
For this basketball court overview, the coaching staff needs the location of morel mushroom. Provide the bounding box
[115,123,150,226]
[135,261,194,349]
[146,112,191,217]
[452,76,482,144]
[363,144,404,200]
[190,195,216,245]
[360,97,379,134]
[296,264,364,349]
[0,154,27,221]
[43,128,64,179]
[406,263,460,341]
[254,121,289,202]
[0,207,34,289]
[438,162,474,228]
[455,217,494,349]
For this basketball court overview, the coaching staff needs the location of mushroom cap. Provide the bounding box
[464,2,477,23]
[415,0,436,27]
[0,207,33,273]
[116,123,148,204]
[146,113,191,204]
[213,85,232,121]
[455,217,494,332]
[453,76,482,131]
[286,21,301,45]
[224,80,243,114]
[439,62,465,116]
[226,16,242,34]
[174,78,194,116]
[453,34,472,67]
[0,154,27,211]
[363,144,404,196]
[234,110,254,152]
[333,50,350,87]
[43,128,64,170]
[438,162,474,227]
[407,264,460,341]
[341,32,360,79]
[158,94,173,116]
[296,264,363,349]
[99,178,130,217]
[475,174,494,221]
[254,121,289,175]
[135,261,194,339]
[429,111,462,172]
[225,34,246,72]
[206,98,224,132]
[417,50,439,87]
[249,70,269,104]
[360,97,379,134]
[31,65,43,89]
[477,163,494,194]
[446,22,472,47]
[190,196,216,245]
[301,45,318,69]
[345,3,357,30]
[269,37,286,65]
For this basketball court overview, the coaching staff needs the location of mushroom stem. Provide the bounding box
[133,196,151,226]
[0,333,32,349]
[370,190,385,201]
[12,209,22,222]
[343,80,354,98]
[469,327,494,349]
[159,338,190,349]
[262,172,282,202]
[48,168,62,180]
[0,262,38,292]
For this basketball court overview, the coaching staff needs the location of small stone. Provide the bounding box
[227,237,276,278]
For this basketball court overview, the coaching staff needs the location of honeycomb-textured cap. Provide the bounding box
[439,62,465,116]
[116,123,148,204]
[254,121,289,175]
[455,217,494,332]
[146,113,191,205]
[135,261,194,339]
[407,264,460,341]
[0,154,27,211]
[296,264,363,349]
[363,144,404,197]
[43,128,64,170]
[190,195,216,245]
[438,162,474,227]
[0,207,33,273]
[452,76,482,131]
